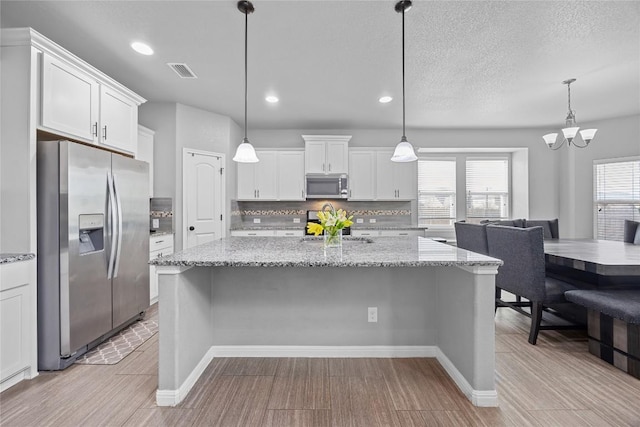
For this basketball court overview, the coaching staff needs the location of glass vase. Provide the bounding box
[324,229,343,249]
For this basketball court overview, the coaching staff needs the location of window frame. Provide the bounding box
[465,156,511,223]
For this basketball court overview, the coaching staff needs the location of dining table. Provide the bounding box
[544,238,640,288]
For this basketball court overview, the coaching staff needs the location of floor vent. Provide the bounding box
[167,63,198,79]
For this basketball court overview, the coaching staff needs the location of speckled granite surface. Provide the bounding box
[151,236,502,268]
[230,226,427,231]
[150,231,174,237]
[0,253,35,264]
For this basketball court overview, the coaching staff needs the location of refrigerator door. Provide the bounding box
[64,141,113,355]
[111,154,150,328]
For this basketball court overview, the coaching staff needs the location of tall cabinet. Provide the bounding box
[1,27,145,390]
[303,135,351,174]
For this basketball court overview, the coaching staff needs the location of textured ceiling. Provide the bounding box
[1,0,639,130]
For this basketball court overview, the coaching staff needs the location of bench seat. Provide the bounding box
[565,289,640,379]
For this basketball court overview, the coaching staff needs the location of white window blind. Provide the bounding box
[594,159,640,241]
[418,159,456,226]
[466,159,509,221]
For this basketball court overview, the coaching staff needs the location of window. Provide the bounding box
[418,159,456,226]
[465,158,510,223]
[594,158,640,241]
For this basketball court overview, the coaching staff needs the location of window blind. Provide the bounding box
[594,159,640,241]
[417,159,456,226]
[465,159,509,221]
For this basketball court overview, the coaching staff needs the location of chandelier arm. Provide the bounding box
[571,138,589,149]
[549,138,566,151]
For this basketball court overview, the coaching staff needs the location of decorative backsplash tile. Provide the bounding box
[150,197,173,232]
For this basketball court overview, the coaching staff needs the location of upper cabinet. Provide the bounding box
[237,150,305,201]
[38,44,145,156]
[375,150,416,200]
[302,135,350,174]
[348,151,375,200]
[135,125,155,197]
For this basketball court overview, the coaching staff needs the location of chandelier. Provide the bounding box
[542,78,597,150]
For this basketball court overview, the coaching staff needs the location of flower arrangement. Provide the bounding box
[307,206,354,246]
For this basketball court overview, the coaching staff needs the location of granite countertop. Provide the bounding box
[151,236,502,268]
[230,225,427,231]
[0,253,35,264]
[231,226,303,231]
[150,230,174,237]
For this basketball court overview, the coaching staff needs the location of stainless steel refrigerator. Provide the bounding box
[37,140,149,370]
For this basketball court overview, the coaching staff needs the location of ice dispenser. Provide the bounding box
[78,214,104,255]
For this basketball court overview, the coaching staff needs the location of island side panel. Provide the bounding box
[435,265,498,406]
[157,266,212,393]
[207,266,439,346]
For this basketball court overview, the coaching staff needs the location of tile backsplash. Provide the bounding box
[231,200,413,229]
[150,197,173,233]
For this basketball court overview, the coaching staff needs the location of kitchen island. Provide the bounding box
[151,236,502,407]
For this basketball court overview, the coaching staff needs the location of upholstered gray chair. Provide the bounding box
[486,225,579,344]
[454,222,489,255]
[524,219,559,239]
[623,219,640,244]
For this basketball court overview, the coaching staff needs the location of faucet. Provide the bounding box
[321,202,335,214]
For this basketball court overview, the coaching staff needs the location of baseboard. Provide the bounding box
[0,368,31,393]
[156,347,215,407]
[435,348,498,407]
[210,345,438,358]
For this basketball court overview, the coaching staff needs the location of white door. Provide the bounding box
[277,151,305,200]
[326,141,348,173]
[184,150,225,249]
[255,151,278,200]
[349,151,375,200]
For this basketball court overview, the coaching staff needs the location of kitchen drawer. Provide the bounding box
[379,230,424,237]
[150,234,174,252]
[274,230,304,237]
[351,230,379,237]
[231,230,276,237]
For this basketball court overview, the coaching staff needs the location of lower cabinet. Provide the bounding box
[231,230,304,237]
[0,259,37,392]
[149,234,174,304]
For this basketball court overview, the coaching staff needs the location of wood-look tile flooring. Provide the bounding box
[2,305,640,426]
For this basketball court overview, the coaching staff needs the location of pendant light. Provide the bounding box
[233,0,259,163]
[391,0,418,163]
[542,78,597,150]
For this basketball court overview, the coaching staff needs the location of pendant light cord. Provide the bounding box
[567,81,571,113]
[244,9,248,141]
[401,6,406,138]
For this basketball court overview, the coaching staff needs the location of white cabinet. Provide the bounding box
[277,151,305,200]
[39,51,144,156]
[149,234,174,304]
[352,229,424,237]
[237,151,304,201]
[41,53,99,142]
[231,230,303,237]
[348,151,375,200]
[0,259,37,392]
[98,86,138,154]
[274,230,304,237]
[302,135,350,174]
[375,151,416,200]
[237,151,278,200]
[136,125,154,197]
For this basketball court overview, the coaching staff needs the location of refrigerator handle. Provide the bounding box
[107,172,117,279]
[112,174,124,278]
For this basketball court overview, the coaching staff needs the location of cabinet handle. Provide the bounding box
[93,122,98,137]
[248,233,257,236]
[322,163,325,172]
[257,189,260,198]
[103,125,107,140]
[328,163,331,172]
[254,189,257,198]
[349,190,352,198]
[301,190,305,198]
[285,233,294,235]
[399,233,408,236]
[156,240,164,243]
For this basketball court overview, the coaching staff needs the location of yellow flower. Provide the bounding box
[306,222,324,236]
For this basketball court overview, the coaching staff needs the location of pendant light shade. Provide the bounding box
[391,0,417,163]
[233,0,259,163]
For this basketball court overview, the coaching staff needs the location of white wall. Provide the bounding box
[139,102,238,251]
[562,114,640,238]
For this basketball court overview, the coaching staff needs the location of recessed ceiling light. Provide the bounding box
[379,96,393,103]
[265,95,279,103]
[131,42,154,56]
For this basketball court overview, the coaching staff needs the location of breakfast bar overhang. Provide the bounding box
[151,237,502,407]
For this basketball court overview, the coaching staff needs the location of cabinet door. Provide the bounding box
[255,151,278,200]
[41,53,99,142]
[278,151,305,200]
[237,162,257,200]
[136,126,154,197]
[349,151,375,200]
[305,141,326,174]
[326,141,348,174]
[395,161,417,199]
[99,85,138,155]
[375,151,397,200]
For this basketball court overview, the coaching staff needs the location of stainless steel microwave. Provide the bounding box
[305,174,348,199]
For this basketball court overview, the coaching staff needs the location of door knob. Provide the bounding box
[189,226,195,231]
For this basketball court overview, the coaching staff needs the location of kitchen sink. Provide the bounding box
[300,236,374,243]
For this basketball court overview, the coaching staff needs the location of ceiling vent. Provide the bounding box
[167,63,197,79]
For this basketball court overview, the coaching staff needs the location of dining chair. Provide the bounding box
[486,225,580,344]
[623,219,640,244]
[524,219,559,239]
[454,222,489,255]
